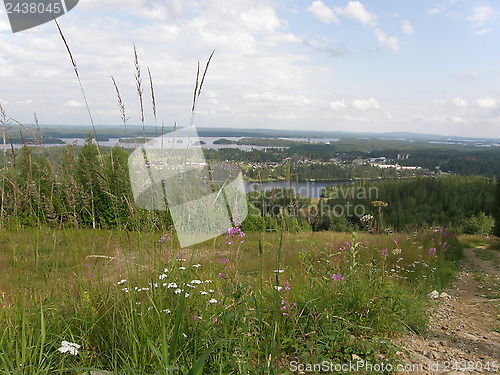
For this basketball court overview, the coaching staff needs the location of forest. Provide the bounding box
[1,138,498,236]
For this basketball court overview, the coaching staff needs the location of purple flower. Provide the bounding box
[331,273,344,281]
[428,247,437,256]
[381,248,389,256]
[218,272,225,278]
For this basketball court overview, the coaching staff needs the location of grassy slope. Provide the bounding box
[0,229,464,374]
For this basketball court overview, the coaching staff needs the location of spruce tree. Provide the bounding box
[494,179,500,237]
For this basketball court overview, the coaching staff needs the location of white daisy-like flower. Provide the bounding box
[185,293,190,297]
[200,291,209,295]
[117,279,127,285]
[174,289,182,294]
[192,264,201,268]
[57,341,80,356]
[163,268,169,273]
[209,289,214,293]
[177,258,187,262]
[121,288,129,292]
[204,280,212,284]
[178,267,187,270]
[273,269,284,274]
[168,283,178,288]
[274,286,283,291]
[190,280,202,284]
[208,298,218,304]
[162,309,171,313]
[158,274,168,280]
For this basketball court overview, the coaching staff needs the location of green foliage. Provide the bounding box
[0,229,463,373]
[494,179,500,237]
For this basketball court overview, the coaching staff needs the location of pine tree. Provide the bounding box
[494,179,500,237]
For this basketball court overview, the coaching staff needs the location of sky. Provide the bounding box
[0,0,499,138]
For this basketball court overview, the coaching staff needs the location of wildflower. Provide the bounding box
[218,273,225,278]
[163,268,169,273]
[208,298,218,304]
[283,281,291,290]
[331,273,344,281]
[392,248,402,255]
[274,286,283,291]
[182,333,188,338]
[185,293,190,298]
[121,288,129,292]
[200,291,209,295]
[158,274,168,280]
[203,280,212,283]
[167,283,178,288]
[190,280,202,284]
[273,269,284,273]
[158,235,170,243]
[428,247,437,256]
[217,257,229,264]
[57,341,80,356]
[178,267,187,270]
[117,279,127,285]
[162,309,171,313]
[192,264,201,268]
[174,289,182,294]
[381,248,389,256]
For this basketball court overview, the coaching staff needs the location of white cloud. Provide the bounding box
[336,1,377,27]
[352,97,380,110]
[374,28,400,51]
[451,97,468,108]
[473,28,492,35]
[307,1,339,24]
[329,100,347,110]
[451,115,466,123]
[475,97,497,109]
[468,5,498,25]
[240,7,282,33]
[64,100,84,108]
[401,20,415,35]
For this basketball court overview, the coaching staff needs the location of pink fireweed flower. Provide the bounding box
[158,235,170,243]
[381,248,389,256]
[331,273,344,281]
[218,272,225,278]
[428,247,437,256]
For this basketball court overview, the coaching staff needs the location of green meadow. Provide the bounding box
[0,227,466,374]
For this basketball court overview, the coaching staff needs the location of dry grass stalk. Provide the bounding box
[54,18,101,156]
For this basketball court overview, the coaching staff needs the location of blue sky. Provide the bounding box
[1,0,499,137]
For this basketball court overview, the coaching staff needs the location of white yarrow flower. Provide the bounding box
[208,298,218,304]
[273,269,284,274]
[57,341,80,356]
[117,279,127,285]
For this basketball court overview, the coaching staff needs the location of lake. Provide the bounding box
[244,180,353,199]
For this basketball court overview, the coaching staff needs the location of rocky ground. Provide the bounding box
[395,246,500,374]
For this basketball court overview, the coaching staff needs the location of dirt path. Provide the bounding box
[395,247,500,374]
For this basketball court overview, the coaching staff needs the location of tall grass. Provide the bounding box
[0,227,463,373]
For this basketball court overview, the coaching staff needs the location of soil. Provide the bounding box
[394,247,500,374]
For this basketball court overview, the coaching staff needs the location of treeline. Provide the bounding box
[243,176,497,234]
[244,163,421,181]
[0,139,173,230]
[323,176,496,232]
